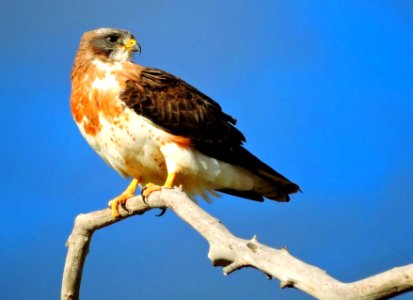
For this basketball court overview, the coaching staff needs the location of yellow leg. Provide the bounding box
[142,172,176,199]
[108,177,140,218]
[164,172,176,188]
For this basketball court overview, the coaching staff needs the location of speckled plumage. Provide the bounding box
[70,28,300,202]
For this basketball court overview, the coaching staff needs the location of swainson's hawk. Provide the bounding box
[70,28,300,217]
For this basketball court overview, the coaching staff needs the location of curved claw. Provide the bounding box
[141,186,149,205]
[155,208,167,217]
[108,178,140,218]
[141,183,163,203]
[140,185,167,216]
[140,174,176,213]
[119,201,130,214]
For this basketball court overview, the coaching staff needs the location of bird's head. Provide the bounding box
[81,28,141,62]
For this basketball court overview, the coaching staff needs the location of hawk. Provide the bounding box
[70,28,300,217]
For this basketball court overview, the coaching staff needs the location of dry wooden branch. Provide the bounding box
[61,188,413,300]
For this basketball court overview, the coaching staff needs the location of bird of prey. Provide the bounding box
[70,28,299,217]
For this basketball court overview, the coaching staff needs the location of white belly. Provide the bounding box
[77,107,256,200]
[77,108,168,181]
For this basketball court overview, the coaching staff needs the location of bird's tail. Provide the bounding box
[251,167,300,202]
[217,146,300,202]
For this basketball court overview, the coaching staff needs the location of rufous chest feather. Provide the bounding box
[70,60,126,137]
[70,59,196,181]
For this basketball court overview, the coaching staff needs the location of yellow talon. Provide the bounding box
[142,173,176,199]
[141,183,163,199]
[108,178,140,218]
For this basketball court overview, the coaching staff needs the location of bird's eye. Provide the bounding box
[106,35,120,43]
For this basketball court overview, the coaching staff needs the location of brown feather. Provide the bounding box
[120,68,245,145]
[70,28,300,203]
[117,66,300,201]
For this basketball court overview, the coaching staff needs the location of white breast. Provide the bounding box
[78,107,257,200]
[75,60,257,200]
[78,108,170,184]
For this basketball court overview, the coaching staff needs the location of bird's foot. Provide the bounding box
[141,183,169,217]
[141,173,176,217]
[108,194,132,218]
[141,183,163,201]
[141,173,176,202]
[108,178,140,218]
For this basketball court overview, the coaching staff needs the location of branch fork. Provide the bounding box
[62,188,413,300]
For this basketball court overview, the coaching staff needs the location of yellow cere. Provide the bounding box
[126,39,136,48]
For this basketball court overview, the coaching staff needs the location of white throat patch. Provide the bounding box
[109,48,134,62]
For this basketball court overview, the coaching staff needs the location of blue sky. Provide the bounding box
[1,1,412,299]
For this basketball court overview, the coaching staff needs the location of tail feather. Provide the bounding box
[194,141,300,202]
[216,188,264,202]
[253,167,300,202]
[231,146,300,202]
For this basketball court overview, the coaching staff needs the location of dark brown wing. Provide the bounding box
[120,67,300,201]
[121,68,245,146]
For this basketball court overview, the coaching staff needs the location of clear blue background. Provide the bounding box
[1,1,412,299]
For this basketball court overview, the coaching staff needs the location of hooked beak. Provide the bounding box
[124,38,141,54]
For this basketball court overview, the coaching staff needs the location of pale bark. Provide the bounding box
[61,188,413,300]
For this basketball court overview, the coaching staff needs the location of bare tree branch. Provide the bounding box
[61,188,413,300]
